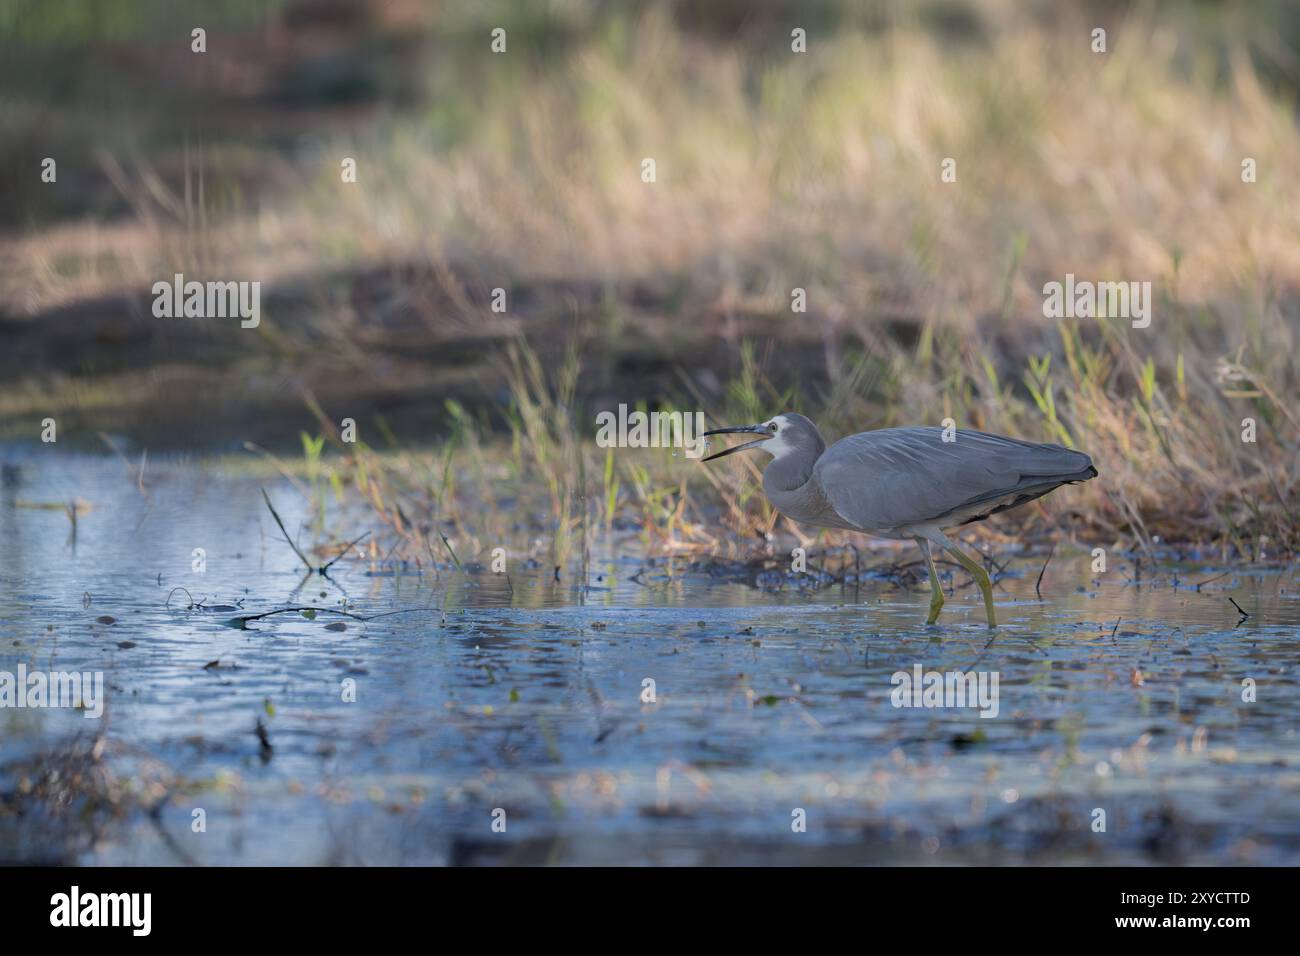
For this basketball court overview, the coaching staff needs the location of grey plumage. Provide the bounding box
[703,413,1098,627]
[815,426,1096,535]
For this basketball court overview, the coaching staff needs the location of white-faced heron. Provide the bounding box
[702,414,1097,627]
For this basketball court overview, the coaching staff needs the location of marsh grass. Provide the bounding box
[288,325,1293,577]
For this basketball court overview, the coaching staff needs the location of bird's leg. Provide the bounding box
[931,532,996,628]
[916,538,945,625]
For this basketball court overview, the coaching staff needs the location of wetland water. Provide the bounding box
[1,452,1297,865]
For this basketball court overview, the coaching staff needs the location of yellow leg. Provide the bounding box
[935,534,997,628]
[916,538,945,625]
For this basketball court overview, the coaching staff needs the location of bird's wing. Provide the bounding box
[815,427,1094,531]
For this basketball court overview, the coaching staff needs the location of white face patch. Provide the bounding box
[758,415,797,460]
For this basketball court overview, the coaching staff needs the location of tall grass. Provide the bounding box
[299,325,1293,570]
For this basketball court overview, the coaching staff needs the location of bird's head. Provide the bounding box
[701,413,822,463]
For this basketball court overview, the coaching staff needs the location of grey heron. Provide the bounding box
[702,414,1097,627]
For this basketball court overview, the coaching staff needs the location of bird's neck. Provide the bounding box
[763,450,819,494]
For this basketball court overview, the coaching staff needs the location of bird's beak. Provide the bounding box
[701,424,769,462]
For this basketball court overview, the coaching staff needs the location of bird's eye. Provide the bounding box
[767,423,777,432]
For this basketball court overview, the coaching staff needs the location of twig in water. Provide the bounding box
[261,489,314,573]
[439,531,464,571]
[98,431,150,500]
[1035,544,1055,599]
[145,786,199,866]
[261,488,369,577]
[1194,570,1230,592]
[422,533,441,582]
[255,718,273,760]
[320,531,370,574]
[223,606,370,630]
[1229,597,1250,623]
[164,587,196,609]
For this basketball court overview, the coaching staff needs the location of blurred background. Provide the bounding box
[1,0,1297,551]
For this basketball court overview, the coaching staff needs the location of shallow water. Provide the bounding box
[1,452,1297,865]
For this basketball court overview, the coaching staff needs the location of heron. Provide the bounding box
[702,414,1097,627]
